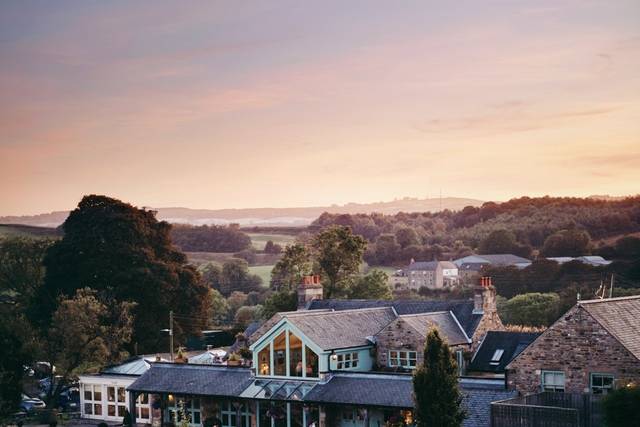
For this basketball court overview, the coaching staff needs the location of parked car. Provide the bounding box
[20,394,46,413]
[58,387,80,412]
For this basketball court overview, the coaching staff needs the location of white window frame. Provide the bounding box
[541,371,565,392]
[221,401,251,427]
[388,350,418,368]
[336,352,359,369]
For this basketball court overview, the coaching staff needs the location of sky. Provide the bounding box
[1,0,639,216]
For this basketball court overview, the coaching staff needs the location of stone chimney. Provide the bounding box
[473,276,497,315]
[297,275,323,310]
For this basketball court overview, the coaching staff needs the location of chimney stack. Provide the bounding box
[473,276,497,314]
[297,275,323,310]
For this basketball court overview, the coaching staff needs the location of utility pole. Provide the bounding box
[169,310,174,362]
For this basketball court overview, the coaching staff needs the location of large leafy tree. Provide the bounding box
[270,244,312,291]
[0,306,34,416]
[413,329,465,427]
[497,292,561,327]
[312,226,367,298]
[347,270,392,300]
[541,228,592,257]
[43,288,134,405]
[38,195,211,352]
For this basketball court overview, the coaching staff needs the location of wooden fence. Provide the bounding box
[490,392,603,427]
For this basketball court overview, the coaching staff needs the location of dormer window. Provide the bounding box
[490,349,504,365]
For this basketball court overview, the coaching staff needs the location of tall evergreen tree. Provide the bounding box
[37,195,211,352]
[413,328,466,427]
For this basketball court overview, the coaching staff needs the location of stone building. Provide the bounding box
[405,260,459,290]
[506,295,640,394]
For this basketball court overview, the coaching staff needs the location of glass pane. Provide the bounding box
[93,385,102,401]
[94,404,102,416]
[118,405,126,417]
[107,387,115,402]
[108,405,115,416]
[289,332,303,377]
[305,346,319,377]
[140,407,150,419]
[193,412,201,424]
[274,333,287,376]
[84,403,93,415]
[258,346,271,376]
[84,390,92,401]
[117,387,126,403]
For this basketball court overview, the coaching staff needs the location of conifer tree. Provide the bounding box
[413,328,466,427]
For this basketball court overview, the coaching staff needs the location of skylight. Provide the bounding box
[490,349,504,365]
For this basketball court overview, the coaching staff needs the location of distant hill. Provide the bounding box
[0,224,61,239]
[0,197,484,227]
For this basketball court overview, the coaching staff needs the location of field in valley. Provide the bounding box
[247,232,296,250]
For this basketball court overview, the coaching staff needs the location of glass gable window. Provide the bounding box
[541,371,565,392]
[289,332,303,377]
[591,374,614,394]
[255,327,320,378]
[389,350,417,368]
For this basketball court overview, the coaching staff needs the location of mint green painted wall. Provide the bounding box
[328,347,375,372]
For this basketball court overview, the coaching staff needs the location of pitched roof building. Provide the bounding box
[118,276,509,427]
[506,295,640,394]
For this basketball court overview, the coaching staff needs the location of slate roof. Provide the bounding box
[284,307,397,350]
[305,373,515,427]
[406,261,438,271]
[307,299,482,338]
[580,296,640,360]
[406,261,457,271]
[399,312,470,345]
[468,331,540,373]
[454,254,531,267]
[127,363,253,397]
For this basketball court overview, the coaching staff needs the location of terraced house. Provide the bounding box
[121,277,509,427]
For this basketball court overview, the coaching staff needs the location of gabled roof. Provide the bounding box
[406,261,438,271]
[406,260,457,271]
[580,296,640,360]
[128,363,253,396]
[307,299,483,338]
[284,307,397,350]
[469,331,540,373]
[454,254,531,267]
[398,312,470,345]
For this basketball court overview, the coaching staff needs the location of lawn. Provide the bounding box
[249,264,275,286]
[247,233,296,250]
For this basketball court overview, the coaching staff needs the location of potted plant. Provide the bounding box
[238,347,252,360]
[227,353,241,366]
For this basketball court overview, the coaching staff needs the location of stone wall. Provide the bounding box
[506,304,640,394]
[375,318,468,368]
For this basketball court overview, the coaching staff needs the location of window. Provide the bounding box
[82,384,104,418]
[106,386,126,418]
[289,331,303,377]
[591,374,614,394]
[490,349,505,365]
[336,352,359,369]
[136,394,150,420]
[221,401,250,427]
[258,346,271,376]
[541,371,565,392]
[388,350,417,368]
[255,328,318,378]
[168,398,201,426]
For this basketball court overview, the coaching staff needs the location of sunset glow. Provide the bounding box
[1,0,639,215]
